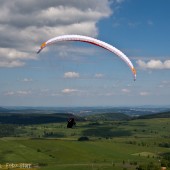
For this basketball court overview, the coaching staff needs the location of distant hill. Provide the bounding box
[0,113,83,125]
[85,112,130,121]
[0,107,10,112]
[138,111,170,119]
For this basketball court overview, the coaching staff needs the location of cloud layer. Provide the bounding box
[137,59,170,69]
[64,72,80,78]
[62,88,79,94]
[0,0,112,68]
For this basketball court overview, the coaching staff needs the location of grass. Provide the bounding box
[0,118,170,170]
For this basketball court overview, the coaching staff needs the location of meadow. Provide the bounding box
[0,118,170,170]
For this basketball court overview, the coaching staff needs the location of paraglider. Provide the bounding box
[37,34,136,80]
[67,118,76,128]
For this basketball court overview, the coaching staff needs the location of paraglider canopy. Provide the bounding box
[37,34,136,81]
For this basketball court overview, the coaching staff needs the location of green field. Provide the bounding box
[0,118,170,170]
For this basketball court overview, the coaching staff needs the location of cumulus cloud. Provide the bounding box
[22,78,33,82]
[0,60,25,68]
[137,59,170,69]
[4,90,31,96]
[4,91,15,96]
[94,73,104,78]
[17,90,31,95]
[64,72,80,78]
[139,92,149,96]
[0,0,114,68]
[121,88,130,93]
[0,48,34,60]
[62,88,79,94]
[0,47,36,67]
[105,92,115,96]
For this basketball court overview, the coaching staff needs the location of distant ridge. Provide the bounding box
[85,112,130,121]
[0,113,83,125]
[138,111,170,119]
[0,107,9,112]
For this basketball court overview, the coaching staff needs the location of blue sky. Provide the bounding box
[0,0,170,107]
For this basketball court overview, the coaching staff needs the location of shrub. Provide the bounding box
[78,136,89,141]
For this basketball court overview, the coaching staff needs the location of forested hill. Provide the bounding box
[85,112,130,121]
[0,107,170,125]
[85,111,170,121]
[138,111,170,119]
[0,113,82,125]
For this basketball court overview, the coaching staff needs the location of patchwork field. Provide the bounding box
[0,118,170,170]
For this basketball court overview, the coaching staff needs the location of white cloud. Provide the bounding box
[137,59,170,69]
[62,88,79,94]
[22,78,33,82]
[51,93,61,96]
[17,90,31,95]
[64,72,80,78]
[4,91,15,96]
[4,90,31,96]
[121,88,130,93]
[94,73,104,78]
[0,60,25,68]
[139,92,149,96]
[105,92,115,96]
[0,0,114,68]
[0,48,33,60]
[0,47,37,68]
